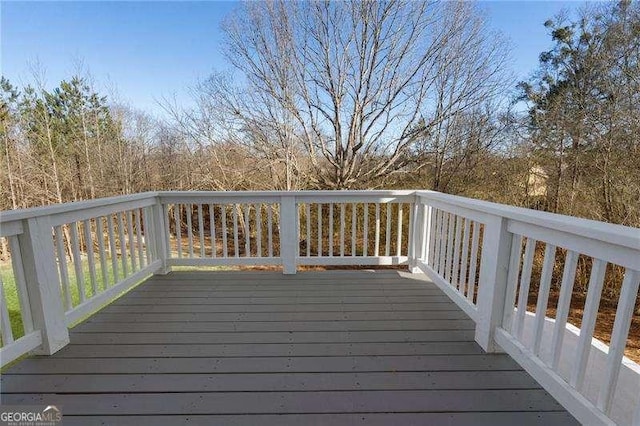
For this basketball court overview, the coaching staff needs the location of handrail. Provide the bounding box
[416,190,640,251]
[158,190,417,196]
[0,192,158,223]
[412,191,640,426]
[0,190,638,425]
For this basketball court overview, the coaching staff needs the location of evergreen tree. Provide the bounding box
[518,1,640,224]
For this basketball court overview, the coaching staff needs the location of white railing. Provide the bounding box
[0,193,164,366]
[412,191,640,426]
[159,191,414,273]
[0,190,638,425]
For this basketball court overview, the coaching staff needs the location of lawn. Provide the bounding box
[0,249,228,346]
[0,255,137,344]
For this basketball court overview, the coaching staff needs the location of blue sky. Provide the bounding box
[1,1,581,116]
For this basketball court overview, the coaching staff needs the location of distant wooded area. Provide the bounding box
[1,0,638,228]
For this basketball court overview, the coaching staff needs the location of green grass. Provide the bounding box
[1,250,250,348]
[0,255,143,344]
[1,261,24,341]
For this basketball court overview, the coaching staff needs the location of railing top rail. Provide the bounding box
[2,189,637,252]
[0,190,416,224]
[158,190,417,205]
[0,192,159,223]
[416,190,640,252]
[157,190,416,197]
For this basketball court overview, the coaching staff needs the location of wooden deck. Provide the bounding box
[1,270,577,425]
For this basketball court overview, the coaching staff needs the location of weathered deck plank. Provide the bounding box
[49,342,484,357]
[69,329,477,344]
[1,371,540,392]
[102,302,458,313]
[72,319,475,332]
[112,295,455,305]
[83,310,470,322]
[3,355,524,374]
[0,270,577,425]
[3,389,565,413]
[57,412,579,426]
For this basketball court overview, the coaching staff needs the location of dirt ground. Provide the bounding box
[527,291,640,363]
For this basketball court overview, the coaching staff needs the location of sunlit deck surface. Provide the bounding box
[1,270,577,425]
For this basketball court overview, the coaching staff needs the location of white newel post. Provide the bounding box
[18,216,69,354]
[409,200,426,273]
[152,201,170,275]
[475,215,512,353]
[280,195,297,275]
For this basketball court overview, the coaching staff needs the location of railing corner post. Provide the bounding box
[152,199,171,275]
[279,195,297,275]
[475,215,512,353]
[19,216,69,355]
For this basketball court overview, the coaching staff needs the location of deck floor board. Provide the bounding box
[0,270,578,425]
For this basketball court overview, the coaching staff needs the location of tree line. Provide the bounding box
[1,0,638,230]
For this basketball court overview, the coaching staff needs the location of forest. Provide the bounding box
[1,0,638,226]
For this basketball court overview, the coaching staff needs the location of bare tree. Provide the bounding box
[161,74,309,191]
[222,0,509,188]
[0,77,22,210]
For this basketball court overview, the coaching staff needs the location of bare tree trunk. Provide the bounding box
[3,133,18,209]
[81,111,96,199]
[43,112,64,205]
